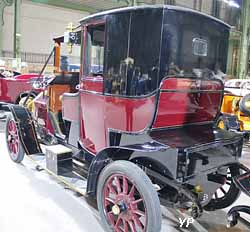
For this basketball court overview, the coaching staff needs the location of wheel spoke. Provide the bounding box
[123,176,128,194]
[108,183,117,195]
[133,214,144,231]
[134,210,145,217]
[107,211,115,227]
[114,176,121,194]
[10,143,14,153]
[214,191,218,199]
[115,215,123,230]
[220,186,226,195]
[8,121,13,132]
[128,220,136,232]
[123,219,129,232]
[225,181,231,186]
[132,198,143,205]
[105,197,115,205]
[129,184,136,198]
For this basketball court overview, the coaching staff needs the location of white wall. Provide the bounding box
[2,0,89,55]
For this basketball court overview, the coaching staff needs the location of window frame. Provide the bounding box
[82,19,107,84]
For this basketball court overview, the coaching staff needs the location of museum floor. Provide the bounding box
[0,120,249,232]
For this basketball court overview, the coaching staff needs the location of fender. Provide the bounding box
[5,104,42,155]
[86,140,175,196]
[16,91,37,104]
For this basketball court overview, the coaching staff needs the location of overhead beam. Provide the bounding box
[31,0,98,13]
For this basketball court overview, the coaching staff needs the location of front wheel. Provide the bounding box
[5,114,25,163]
[97,160,162,232]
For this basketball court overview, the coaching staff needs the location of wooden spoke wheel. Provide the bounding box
[97,161,161,232]
[5,115,25,163]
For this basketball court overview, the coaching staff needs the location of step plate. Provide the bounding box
[29,154,87,196]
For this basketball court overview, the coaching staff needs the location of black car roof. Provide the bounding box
[79,5,231,29]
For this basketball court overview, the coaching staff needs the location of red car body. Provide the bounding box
[0,73,40,103]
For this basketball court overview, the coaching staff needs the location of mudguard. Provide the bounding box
[7,104,42,155]
[86,142,171,196]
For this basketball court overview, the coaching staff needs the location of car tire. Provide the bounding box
[5,114,25,163]
[204,165,240,211]
[239,93,250,116]
[97,160,162,232]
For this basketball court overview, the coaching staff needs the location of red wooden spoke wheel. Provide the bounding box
[5,115,25,163]
[7,119,20,157]
[103,174,147,231]
[97,161,161,232]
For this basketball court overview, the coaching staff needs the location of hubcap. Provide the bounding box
[103,174,147,232]
[112,204,121,216]
[7,120,19,157]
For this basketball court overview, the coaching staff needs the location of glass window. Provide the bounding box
[160,9,230,80]
[128,9,163,96]
[104,9,163,96]
[85,24,105,76]
[105,13,130,94]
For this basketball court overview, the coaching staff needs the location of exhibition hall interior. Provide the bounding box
[0,0,250,231]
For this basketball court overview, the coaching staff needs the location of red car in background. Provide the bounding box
[0,70,41,104]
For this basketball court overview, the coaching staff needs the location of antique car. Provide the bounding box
[0,70,41,104]
[218,79,250,137]
[1,5,249,232]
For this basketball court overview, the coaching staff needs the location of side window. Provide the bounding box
[85,24,105,76]
[104,10,162,96]
[128,9,162,95]
[105,13,130,95]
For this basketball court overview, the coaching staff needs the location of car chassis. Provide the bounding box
[1,5,250,232]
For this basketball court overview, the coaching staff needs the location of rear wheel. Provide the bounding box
[204,166,240,211]
[5,114,25,163]
[97,160,161,232]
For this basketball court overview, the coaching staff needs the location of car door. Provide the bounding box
[79,22,106,154]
